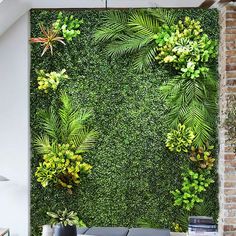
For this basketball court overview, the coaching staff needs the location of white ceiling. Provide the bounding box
[107,0,206,8]
[0,0,222,37]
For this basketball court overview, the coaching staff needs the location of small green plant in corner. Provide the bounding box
[47,208,86,227]
[171,169,214,211]
[36,69,68,93]
[166,123,195,153]
[53,12,83,42]
[34,93,97,192]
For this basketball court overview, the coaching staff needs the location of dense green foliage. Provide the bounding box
[34,94,97,190]
[155,17,217,78]
[171,169,214,211]
[94,9,178,70]
[31,9,219,236]
[156,16,218,146]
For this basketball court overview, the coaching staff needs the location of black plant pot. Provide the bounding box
[54,224,77,236]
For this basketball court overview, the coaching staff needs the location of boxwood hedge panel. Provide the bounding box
[30,9,219,236]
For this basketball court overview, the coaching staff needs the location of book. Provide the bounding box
[189,224,217,229]
[189,216,214,225]
[188,232,218,236]
[188,227,218,232]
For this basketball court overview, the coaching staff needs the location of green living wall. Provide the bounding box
[31,9,219,236]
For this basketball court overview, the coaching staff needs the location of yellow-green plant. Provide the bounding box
[172,223,182,233]
[35,143,92,189]
[36,69,68,93]
[190,144,215,170]
[171,169,214,211]
[155,17,217,79]
[166,123,195,152]
[34,94,97,192]
[53,12,83,42]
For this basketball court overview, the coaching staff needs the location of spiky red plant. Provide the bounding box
[30,24,65,56]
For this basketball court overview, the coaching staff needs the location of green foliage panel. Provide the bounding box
[30,9,219,236]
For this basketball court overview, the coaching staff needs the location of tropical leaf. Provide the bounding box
[160,72,217,146]
[94,11,128,42]
[105,34,153,57]
[95,9,178,70]
[147,8,178,26]
[34,94,97,155]
[72,129,98,153]
[38,107,59,141]
[128,11,160,36]
[34,135,51,155]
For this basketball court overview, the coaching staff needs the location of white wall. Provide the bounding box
[0,13,29,236]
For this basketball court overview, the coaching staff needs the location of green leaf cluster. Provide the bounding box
[171,169,214,211]
[34,93,97,190]
[53,12,83,42]
[30,10,219,236]
[166,124,195,152]
[36,69,68,93]
[47,208,86,226]
[35,143,92,189]
[94,9,179,70]
[190,144,215,170]
[160,73,217,146]
[155,17,217,79]
[158,17,218,146]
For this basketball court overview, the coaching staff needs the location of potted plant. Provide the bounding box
[47,208,86,236]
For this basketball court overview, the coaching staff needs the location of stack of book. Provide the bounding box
[188,216,218,236]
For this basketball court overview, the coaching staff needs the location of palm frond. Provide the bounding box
[133,46,157,71]
[59,94,92,143]
[34,93,97,155]
[128,11,160,36]
[160,74,217,146]
[38,107,59,141]
[72,129,98,153]
[94,9,171,70]
[34,135,51,155]
[194,202,215,217]
[147,8,178,26]
[133,45,159,70]
[185,101,213,145]
[94,11,128,42]
[105,34,153,57]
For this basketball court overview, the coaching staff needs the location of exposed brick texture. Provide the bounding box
[219,3,236,236]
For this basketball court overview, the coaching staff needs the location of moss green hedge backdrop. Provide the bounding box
[31,9,219,236]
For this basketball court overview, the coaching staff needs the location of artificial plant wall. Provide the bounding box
[31,9,219,236]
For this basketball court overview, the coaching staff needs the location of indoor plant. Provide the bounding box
[47,208,85,236]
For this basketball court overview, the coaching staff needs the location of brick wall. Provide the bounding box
[219,3,236,236]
